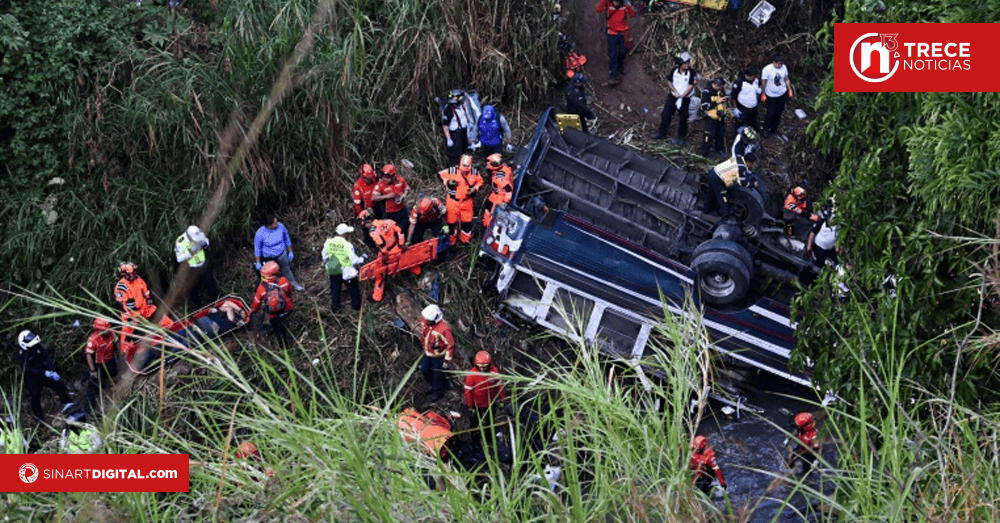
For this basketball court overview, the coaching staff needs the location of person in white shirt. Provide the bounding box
[730,67,761,133]
[651,52,698,145]
[441,90,473,166]
[761,54,794,137]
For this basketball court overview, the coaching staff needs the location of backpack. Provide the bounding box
[263,282,288,315]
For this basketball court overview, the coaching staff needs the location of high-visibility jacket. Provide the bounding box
[438,166,483,203]
[374,175,409,214]
[174,233,209,267]
[86,332,117,365]
[464,365,506,408]
[711,157,747,188]
[702,86,731,121]
[421,319,455,361]
[396,408,453,458]
[114,276,155,318]
[352,177,377,216]
[596,0,635,35]
[323,236,361,276]
[691,448,726,487]
[371,220,405,255]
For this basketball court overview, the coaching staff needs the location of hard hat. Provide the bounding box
[381,164,397,177]
[186,225,206,244]
[235,441,258,459]
[421,304,443,323]
[792,187,807,199]
[447,89,465,104]
[459,154,473,171]
[93,318,111,331]
[741,127,758,141]
[487,153,504,169]
[474,350,492,367]
[119,262,137,277]
[335,223,354,236]
[360,163,376,181]
[692,435,708,451]
[418,198,434,215]
[795,412,814,428]
[18,330,41,351]
[260,261,280,279]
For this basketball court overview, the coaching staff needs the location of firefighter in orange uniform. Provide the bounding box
[782,186,819,235]
[372,164,411,233]
[420,305,454,402]
[482,154,514,228]
[438,154,484,244]
[352,164,379,218]
[788,411,820,474]
[407,197,447,245]
[691,434,727,495]
[463,350,506,433]
[250,261,294,346]
[368,219,420,303]
[114,262,156,319]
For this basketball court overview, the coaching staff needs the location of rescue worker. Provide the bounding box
[783,186,819,236]
[652,52,697,144]
[700,77,732,159]
[250,261,294,346]
[441,89,473,166]
[420,305,455,402]
[595,0,635,85]
[805,205,838,268]
[438,154,484,244]
[81,318,118,416]
[407,197,447,245]
[483,154,515,228]
[474,105,513,159]
[16,330,73,423]
[563,74,596,134]
[730,68,761,134]
[731,126,759,159]
[357,207,378,250]
[352,164,379,218]
[691,435,727,495]
[323,223,364,312]
[396,408,454,459]
[254,215,305,292]
[464,350,506,433]
[788,411,821,474]
[369,218,420,303]
[372,164,410,234]
[174,225,218,309]
[1,416,27,454]
[703,152,758,217]
[114,262,155,319]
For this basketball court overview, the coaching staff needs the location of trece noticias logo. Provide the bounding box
[835,23,990,93]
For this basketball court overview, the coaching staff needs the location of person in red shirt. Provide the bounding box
[372,164,410,234]
[691,435,727,495]
[250,261,294,346]
[80,318,118,416]
[420,305,455,402]
[439,154,484,244]
[352,164,379,218]
[482,154,514,228]
[464,350,506,433]
[407,197,447,245]
[596,0,635,85]
[788,412,820,474]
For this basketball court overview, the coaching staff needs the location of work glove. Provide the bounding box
[361,253,369,261]
[254,262,263,271]
[44,371,61,381]
[732,107,742,118]
[288,251,295,262]
[441,225,450,234]
[447,138,454,148]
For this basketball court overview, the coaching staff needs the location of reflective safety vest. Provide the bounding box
[174,234,208,267]
[396,408,453,458]
[712,158,742,187]
[323,237,353,276]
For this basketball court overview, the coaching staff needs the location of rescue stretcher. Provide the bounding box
[124,294,251,375]
[359,234,455,282]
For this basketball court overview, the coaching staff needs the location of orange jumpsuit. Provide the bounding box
[483,163,514,227]
[438,165,483,243]
[369,219,420,302]
[119,310,173,367]
[114,276,155,319]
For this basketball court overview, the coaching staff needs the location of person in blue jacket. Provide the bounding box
[474,105,512,159]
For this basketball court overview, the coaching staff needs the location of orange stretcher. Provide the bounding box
[359,235,455,282]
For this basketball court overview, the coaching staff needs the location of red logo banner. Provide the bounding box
[0,454,189,492]
[834,23,994,92]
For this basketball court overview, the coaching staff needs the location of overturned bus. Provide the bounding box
[481,109,817,397]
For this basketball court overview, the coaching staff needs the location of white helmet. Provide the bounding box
[421,304,443,323]
[186,225,206,243]
[18,330,41,351]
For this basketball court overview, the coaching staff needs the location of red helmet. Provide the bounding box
[119,262,137,278]
[795,412,815,428]
[93,318,111,331]
[235,441,259,460]
[474,350,492,368]
[260,261,280,280]
[381,164,397,177]
[360,163,376,182]
[487,153,504,169]
[692,435,708,451]
[418,198,434,215]
[459,154,474,172]
[792,187,807,199]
